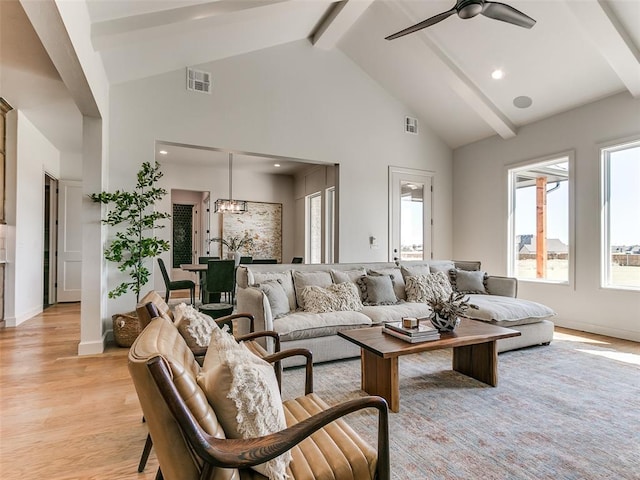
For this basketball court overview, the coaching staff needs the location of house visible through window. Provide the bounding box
[508,156,571,282]
[601,140,640,290]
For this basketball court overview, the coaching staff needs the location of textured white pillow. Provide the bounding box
[198,340,290,480]
[405,272,453,303]
[173,303,220,348]
[293,270,333,309]
[300,282,363,313]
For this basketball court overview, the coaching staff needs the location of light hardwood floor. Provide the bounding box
[0,303,638,479]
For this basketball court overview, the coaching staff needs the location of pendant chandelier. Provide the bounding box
[214,152,247,214]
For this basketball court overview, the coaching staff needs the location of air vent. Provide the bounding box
[186,68,212,94]
[405,116,418,135]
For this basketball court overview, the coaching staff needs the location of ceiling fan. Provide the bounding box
[385,0,536,40]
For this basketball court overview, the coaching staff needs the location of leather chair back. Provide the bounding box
[128,315,239,480]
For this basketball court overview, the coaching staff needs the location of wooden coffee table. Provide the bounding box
[338,319,520,412]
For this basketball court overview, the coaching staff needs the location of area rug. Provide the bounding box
[280,337,640,479]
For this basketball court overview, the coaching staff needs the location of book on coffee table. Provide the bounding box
[383,321,440,343]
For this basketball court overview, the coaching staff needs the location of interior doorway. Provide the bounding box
[43,174,58,307]
[171,189,209,282]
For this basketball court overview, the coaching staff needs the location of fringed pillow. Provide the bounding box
[405,272,453,303]
[356,275,398,305]
[300,282,363,313]
[173,303,219,349]
[198,338,290,480]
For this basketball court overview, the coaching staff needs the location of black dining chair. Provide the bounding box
[157,258,195,304]
[204,259,236,305]
[292,257,303,264]
[239,256,253,264]
[196,257,219,302]
[252,258,277,264]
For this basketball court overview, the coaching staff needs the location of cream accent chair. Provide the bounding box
[129,303,390,480]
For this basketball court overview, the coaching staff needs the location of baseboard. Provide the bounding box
[556,318,640,343]
[77,332,109,355]
[4,305,43,327]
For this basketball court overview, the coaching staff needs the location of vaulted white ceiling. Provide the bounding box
[12,0,640,153]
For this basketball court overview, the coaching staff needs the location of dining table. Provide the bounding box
[180,263,208,302]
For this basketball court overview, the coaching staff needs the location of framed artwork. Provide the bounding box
[221,201,282,262]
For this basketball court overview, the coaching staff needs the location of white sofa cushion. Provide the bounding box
[466,294,556,326]
[272,310,372,341]
[360,303,431,325]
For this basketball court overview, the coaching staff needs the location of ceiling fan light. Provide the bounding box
[458,2,483,19]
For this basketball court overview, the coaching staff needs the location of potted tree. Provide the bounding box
[90,161,170,346]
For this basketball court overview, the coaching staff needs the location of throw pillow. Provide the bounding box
[292,270,333,309]
[255,279,290,319]
[429,261,455,275]
[330,268,366,284]
[356,275,398,305]
[453,269,487,294]
[368,267,406,301]
[300,282,363,313]
[202,322,242,370]
[405,272,453,303]
[400,264,431,280]
[197,342,290,480]
[249,270,296,311]
[173,303,220,349]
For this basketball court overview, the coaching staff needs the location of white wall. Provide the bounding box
[104,39,453,319]
[153,164,296,293]
[453,92,640,341]
[5,112,61,326]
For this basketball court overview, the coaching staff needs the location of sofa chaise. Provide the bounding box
[236,260,556,367]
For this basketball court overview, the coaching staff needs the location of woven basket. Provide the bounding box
[112,311,141,347]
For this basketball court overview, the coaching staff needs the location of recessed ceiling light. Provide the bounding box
[159,150,168,155]
[274,163,281,167]
[513,96,533,109]
[491,69,504,80]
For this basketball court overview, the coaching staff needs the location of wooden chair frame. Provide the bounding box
[147,350,391,480]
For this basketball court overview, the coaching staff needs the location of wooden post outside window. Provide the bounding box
[536,176,547,278]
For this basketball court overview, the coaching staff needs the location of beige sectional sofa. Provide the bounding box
[236,261,555,367]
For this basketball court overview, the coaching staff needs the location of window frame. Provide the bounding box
[506,151,575,286]
[600,136,640,291]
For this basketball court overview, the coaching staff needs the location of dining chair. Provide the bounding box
[239,256,253,264]
[157,258,196,305]
[197,256,220,302]
[204,259,236,304]
[291,256,303,263]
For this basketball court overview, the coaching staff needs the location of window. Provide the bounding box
[601,140,640,289]
[325,187,335,263]
[508,155,571,282]
[307,192,322,264]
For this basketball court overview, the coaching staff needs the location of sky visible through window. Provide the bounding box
[609,146,640,246]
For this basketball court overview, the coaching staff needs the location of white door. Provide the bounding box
[389,167,433,263]
[57,180,82,302]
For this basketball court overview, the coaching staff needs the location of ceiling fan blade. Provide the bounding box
[385,8,456,40]
[481,2,536,28]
